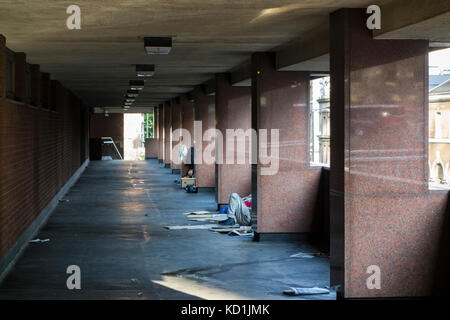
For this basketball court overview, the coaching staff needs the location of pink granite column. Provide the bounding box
[330,8,448,298]
[163,101,171,167]
[215,73,252,205]
[170,98,182,173]
[191,86,216,189]
[251,52,322,234]
[158,104,164,163]
[181,94,195,176]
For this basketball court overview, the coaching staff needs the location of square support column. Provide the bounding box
[163,101,171,167]
[251,52,323,234]
[192,86,216,188]
[30,64,41,107]
[215,73,252,205]
[41,72,50,109]
[14,52,26,103]
[158,104,164,163]
[330,8,447,298]
[170,98,182,173]
[181,94,195,176]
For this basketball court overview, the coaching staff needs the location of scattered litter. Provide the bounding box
[187,214,228,222]
[185,184,198,193]
[30,238,50,243]
[313,252,329,258]
[210,225,245,233]
[283,287,330,296]
[290,252,329,258]
[183,211,217,216]
[164,224,222,230]
[290,252,315,259]
[59,199,69,202]
[130,278,138,283]
[228,228,253,236]
[137,292,143,297]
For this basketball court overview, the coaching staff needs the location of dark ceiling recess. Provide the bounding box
[144,37,172,55]
[136,64,156,77]
[129,80,145,90]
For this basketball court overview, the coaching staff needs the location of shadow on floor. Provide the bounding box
[0,160,335,300]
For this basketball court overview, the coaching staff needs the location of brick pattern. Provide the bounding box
[90,113,124,159]
[0,39,89,259]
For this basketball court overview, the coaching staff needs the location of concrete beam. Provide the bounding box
[202,78,215,96]
[374,0,450,41]
[231,60,251,87]
[275,23,329,72]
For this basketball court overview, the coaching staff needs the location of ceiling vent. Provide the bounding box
[129,80,145,90]
[144,37,172,55]
[136,64,155,77]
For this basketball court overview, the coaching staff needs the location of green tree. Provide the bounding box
[143,113,154,139]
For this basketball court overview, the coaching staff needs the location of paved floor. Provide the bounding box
[0,160,334,300]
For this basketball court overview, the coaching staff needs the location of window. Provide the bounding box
[309,75,330,166]
[429,47,450,187]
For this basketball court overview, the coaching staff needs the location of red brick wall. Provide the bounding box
[90,113,124,159]
[0,36,89,260]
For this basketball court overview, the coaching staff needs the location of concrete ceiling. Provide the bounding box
[0,0,446,111]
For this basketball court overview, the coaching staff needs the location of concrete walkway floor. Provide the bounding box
[0,160,335,300]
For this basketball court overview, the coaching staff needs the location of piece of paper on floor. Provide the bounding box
[164,224,222,230]
[183,211,217,215]
[290,252,315,258]
[283,287,330,296]
[30,238,50,243]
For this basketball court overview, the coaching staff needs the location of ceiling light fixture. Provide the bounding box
[127,89,140,97]
[136,64,155,77]
[144,37,172,55]
[129,80,145,90]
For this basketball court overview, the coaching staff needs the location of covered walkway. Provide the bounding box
[0,160,333,300]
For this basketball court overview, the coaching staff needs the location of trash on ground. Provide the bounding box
[290,252,315,258]
[219,193,252,227]
[283,287,330,296]
[185,184,198,193]
[183,211,217,215]
[290,252,329,258]
[59,199,69,202]
[313,252,329,258]
[137,292,143,297]
[164,224,226,230]
[187,214,228,222]
[228,228,253,236]
[30,238,50,243]
[210,226,250,233]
